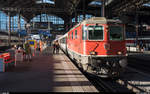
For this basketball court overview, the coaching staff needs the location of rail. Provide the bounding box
[84,72,132,92]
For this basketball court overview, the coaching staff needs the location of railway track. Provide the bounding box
[64,51,133,93]
[128,56,150,74]
[83,72,132,93]
[62,49,150,93]
[127,52,150,87]
[85,67,150,93]
[116,67,150,93]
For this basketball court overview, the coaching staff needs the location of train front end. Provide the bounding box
[82,18,127,77]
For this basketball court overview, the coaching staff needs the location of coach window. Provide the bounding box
[88,25,104,40]
[69,33,70,39]
[82,26,87,40]
[64,37,66,44]
[61,39,62,43]
[72,32,73,39]
[64,38,66,43]
[62,38,64,43]
[75,30,77,39]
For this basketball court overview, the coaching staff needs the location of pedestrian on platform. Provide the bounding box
[39,41,43,53]
[24,41,32,61]
[12,45,17,50]
[55,40,59,54]
[52,41,56,54]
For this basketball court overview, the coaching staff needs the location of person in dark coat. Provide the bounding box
[53,41,56,54]
[53,40,59,54]
[55,40,59,54]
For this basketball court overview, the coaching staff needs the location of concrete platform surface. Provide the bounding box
[0,47,98,92]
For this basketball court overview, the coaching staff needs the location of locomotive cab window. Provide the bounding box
[88,25,104,40]
[109,25,123,40]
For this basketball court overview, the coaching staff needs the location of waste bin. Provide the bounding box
[15,50,24,62]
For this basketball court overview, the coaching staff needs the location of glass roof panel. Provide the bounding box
[36,0,55,4]
[89,0,102,7]
[143,2,150,7]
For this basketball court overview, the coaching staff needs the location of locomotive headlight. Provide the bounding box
[117,51,122,55]
[125,53,128,56]
[90,51,97,55]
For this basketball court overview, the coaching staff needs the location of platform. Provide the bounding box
[0,47,98,92]
[128,51,150,61]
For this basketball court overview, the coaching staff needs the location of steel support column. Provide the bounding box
[8,12,11,46]
[0,12,2,30]
[83,0,86,20]
[70,16,72,29]
[75,13,78,24]
[101,0,105,17]
[6,15,8,31]
[12,16,14,32]
[64,17,70,32]
[18,13,21,45]
[135,11,139,50]
[40,13,42,22]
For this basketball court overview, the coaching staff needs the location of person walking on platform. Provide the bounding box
[55,40,60,54]
[39,40,44,55]
[52,41,56,54]
[24,41,32,61]
[13,45,17,50]
[52,40,59,54]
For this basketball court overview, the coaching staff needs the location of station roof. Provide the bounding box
[107,0,150,16]
[0,0,105,22]
[0,0,150,22]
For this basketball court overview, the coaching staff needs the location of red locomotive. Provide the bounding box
[58,17,128,77]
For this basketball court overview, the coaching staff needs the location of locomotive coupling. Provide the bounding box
[119,59,127,68]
